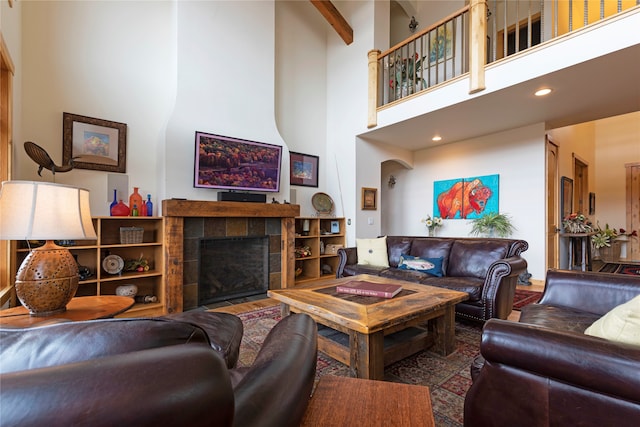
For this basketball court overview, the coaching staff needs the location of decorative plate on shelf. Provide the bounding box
[102,254,124,275]
[312,192,334,215]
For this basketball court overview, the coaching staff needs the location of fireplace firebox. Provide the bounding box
[198,236,269,305]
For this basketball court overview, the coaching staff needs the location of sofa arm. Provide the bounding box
[464,319,640,427]
[0,344,235,427]
[481,319,640,399]
[481,256,528,320]
[336,247,358,278]
[539,269,640,315]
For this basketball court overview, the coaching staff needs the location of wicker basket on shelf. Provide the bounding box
[120,227,144,244]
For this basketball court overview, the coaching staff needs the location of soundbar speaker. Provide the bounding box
[217,192,267,203]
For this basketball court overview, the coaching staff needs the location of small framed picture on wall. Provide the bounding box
[290,152,319,187]
[362,187,377,210]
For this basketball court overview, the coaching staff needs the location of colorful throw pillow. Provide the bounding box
[356,236,390,268]
[584,295,640,346]
[397,255,444,277]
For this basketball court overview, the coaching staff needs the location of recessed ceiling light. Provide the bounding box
[535,88,552,97]
[432,135,442,142]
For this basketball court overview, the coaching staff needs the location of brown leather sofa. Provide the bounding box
[336,236,528,321]
[0,311,318,427]
[464,270,640,426]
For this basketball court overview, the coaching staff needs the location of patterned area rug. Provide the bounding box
[599,263,640,276]
[237,306,482,427]
[512,289,542,310]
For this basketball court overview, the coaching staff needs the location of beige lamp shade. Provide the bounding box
[0,181,97,316]
[0,181,96,241]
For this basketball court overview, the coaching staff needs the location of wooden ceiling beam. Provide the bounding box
[310,0,353,45]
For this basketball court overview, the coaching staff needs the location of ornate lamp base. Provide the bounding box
[15,241,79,317]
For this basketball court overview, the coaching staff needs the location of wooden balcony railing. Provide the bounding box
[368,0,640,128]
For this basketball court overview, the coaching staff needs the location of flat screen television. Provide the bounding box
[194,131,282,193]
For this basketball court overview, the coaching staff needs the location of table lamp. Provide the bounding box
[0,181,97,316]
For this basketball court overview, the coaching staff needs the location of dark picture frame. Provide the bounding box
[561,176,573,220]
[589,192,596,215]
[63,112,127,173]
[362,187,377,210]
[290,152,319,187]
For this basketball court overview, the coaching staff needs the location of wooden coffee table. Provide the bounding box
[268,274,468,380]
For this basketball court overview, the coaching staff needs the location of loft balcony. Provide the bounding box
[364,1,640,149]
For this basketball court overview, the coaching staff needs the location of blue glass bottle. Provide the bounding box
[110,189,118,216]
[146,194,153,216]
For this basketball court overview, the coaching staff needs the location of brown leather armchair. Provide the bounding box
[464,270,640,426]
[0,312,318,427]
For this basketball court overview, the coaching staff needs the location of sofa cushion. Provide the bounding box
[343,263,389,277]
[584,295,640,346]
[356,237,390,267]
[447,240,509,279]
[518,304,601,333]
[409,238,454,274]
[385,237,412,267]
[419,276,483,301]
[380,268,432,283]
[397,255,444,277]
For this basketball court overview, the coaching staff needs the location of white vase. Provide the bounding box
[616,236,629,259]
[115,284,138,297]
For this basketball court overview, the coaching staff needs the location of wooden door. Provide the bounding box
[573,156,589,215]
[546,138,559,269]
[626,163,640,261]
[1,33,15,306]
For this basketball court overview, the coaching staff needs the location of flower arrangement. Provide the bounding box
[422,215,443,236]
[562,213,592,233]
[592,223,637,248]
[618,228,639,239]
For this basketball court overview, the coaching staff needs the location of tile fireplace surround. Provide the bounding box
[162,199,300,313]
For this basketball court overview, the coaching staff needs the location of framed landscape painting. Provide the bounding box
[290,152,319,187]
[62,113,127,173]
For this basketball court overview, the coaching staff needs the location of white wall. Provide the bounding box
[372,123,547,279]
[390,0,465,46]
[165,1,291,204]
[275,1,328,215]
[323,1,386,245]
[19,1,175,216]
[594,112,640,229]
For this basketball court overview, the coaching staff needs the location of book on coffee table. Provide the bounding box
[336,280,402,298]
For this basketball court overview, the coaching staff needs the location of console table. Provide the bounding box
[561,232,595,271]
[0,296,134,328]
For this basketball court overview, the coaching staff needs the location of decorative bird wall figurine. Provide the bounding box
[24,141,74,176]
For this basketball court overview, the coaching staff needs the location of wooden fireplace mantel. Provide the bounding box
[162,199,300,314]
[163,199,300,218]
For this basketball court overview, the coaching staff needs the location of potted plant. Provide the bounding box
[469,212,516,238]
[592,224,637,261]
